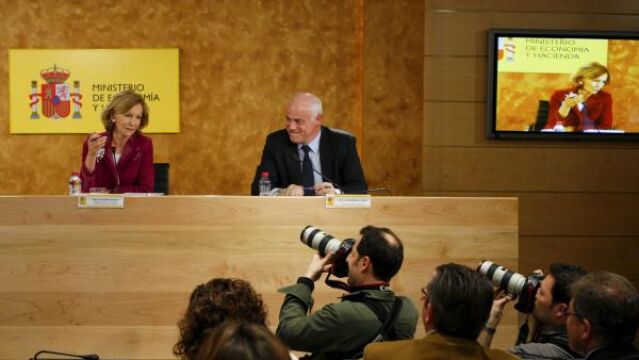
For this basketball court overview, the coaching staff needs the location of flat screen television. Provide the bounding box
[486,29,639,140]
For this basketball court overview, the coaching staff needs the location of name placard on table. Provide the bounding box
[77,195,125,209]
[325,194,371,209]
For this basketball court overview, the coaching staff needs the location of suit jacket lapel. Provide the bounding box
[117,134,137,168]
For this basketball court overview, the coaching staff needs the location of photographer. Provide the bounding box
[276,225,418,360]
[479,263,586,359]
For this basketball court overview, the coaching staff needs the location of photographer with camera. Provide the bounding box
[276,225,418,360]
[479,262,587,359]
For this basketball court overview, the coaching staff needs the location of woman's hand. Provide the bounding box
[84,133,107,173]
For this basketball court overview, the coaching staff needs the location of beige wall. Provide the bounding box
[423,0,639,287]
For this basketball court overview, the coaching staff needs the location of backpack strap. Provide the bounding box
[362,296,403,341]
[324,295,404,360]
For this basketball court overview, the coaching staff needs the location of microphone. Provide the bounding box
[291,153,341,191]
[32,350,100,360]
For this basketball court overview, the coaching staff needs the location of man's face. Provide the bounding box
[285,100,321,145]
[346,238,363,286]
[533,274,560,324]
[566,300,587,355]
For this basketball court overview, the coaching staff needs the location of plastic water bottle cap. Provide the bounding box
[261,171,269,177]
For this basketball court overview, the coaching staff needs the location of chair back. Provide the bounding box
[529,100,550,131]
[154,163,170,194]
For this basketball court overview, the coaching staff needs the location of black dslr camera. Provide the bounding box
[478,260,544,314]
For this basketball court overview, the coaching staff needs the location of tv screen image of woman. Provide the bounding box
[80,90,154,193]
[544,62,613,132]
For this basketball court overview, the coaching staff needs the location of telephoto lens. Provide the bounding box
[300,226,355,278]
[477,260,544,313]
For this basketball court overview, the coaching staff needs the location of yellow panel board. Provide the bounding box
[497,37,608,74]
[9,49,180,134]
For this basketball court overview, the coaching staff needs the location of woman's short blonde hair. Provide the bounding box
[572,62,611,87]
[101,90,150,132]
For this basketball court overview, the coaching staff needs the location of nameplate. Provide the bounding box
[78,195,125,209]
[325,194,371,209]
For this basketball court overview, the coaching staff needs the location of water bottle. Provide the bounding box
[258,171,272,196]
[68,172,82,195]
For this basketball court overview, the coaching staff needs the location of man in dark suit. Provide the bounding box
[251,92,367,196]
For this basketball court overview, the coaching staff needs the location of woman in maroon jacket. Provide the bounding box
[545,62,613,132]
[80,90,154,193]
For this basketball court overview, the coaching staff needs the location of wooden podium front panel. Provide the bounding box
[0,196,518,359]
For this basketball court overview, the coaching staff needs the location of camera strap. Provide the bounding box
[516,316,530,345]
[324,272,352,292]
[323,295,403,360]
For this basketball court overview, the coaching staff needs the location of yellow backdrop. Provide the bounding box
[9,49,179,133]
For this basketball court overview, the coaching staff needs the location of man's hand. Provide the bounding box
[314,182,337,195]
[282,184,304,197]
[479,290,513,348]
[487,291,513,328]
[303,252,334,282]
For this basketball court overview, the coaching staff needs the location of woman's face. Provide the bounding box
[113,103,143,138]
[582,73,608,94]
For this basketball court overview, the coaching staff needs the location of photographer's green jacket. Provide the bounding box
[276,278,418,359]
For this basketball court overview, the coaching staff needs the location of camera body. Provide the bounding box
[300,226,355,278]
[478,261,544,313]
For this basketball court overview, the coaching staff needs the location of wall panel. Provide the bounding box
[423,0,639,297]
[362,0,424,195]
[422,147,639,192]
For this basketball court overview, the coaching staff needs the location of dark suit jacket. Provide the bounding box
[80,131,155,193]
[363,332,518,360]
[251,126,367,195]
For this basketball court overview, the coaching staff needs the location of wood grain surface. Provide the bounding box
[0,195,517,359]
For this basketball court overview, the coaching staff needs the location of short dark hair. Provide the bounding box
[427,263,493,340]
[194,321,290,360]
[173,278,267,360]
[356,225,404,282]
[548,263,587,305]
[571,271,639,346]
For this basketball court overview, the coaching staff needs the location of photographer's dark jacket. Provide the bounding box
[276,278,418,359]
[510,325,579,359]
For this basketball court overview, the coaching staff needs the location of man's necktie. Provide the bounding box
[301,145,314,196]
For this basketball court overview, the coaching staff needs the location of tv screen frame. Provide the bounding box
[486,28,639,141]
